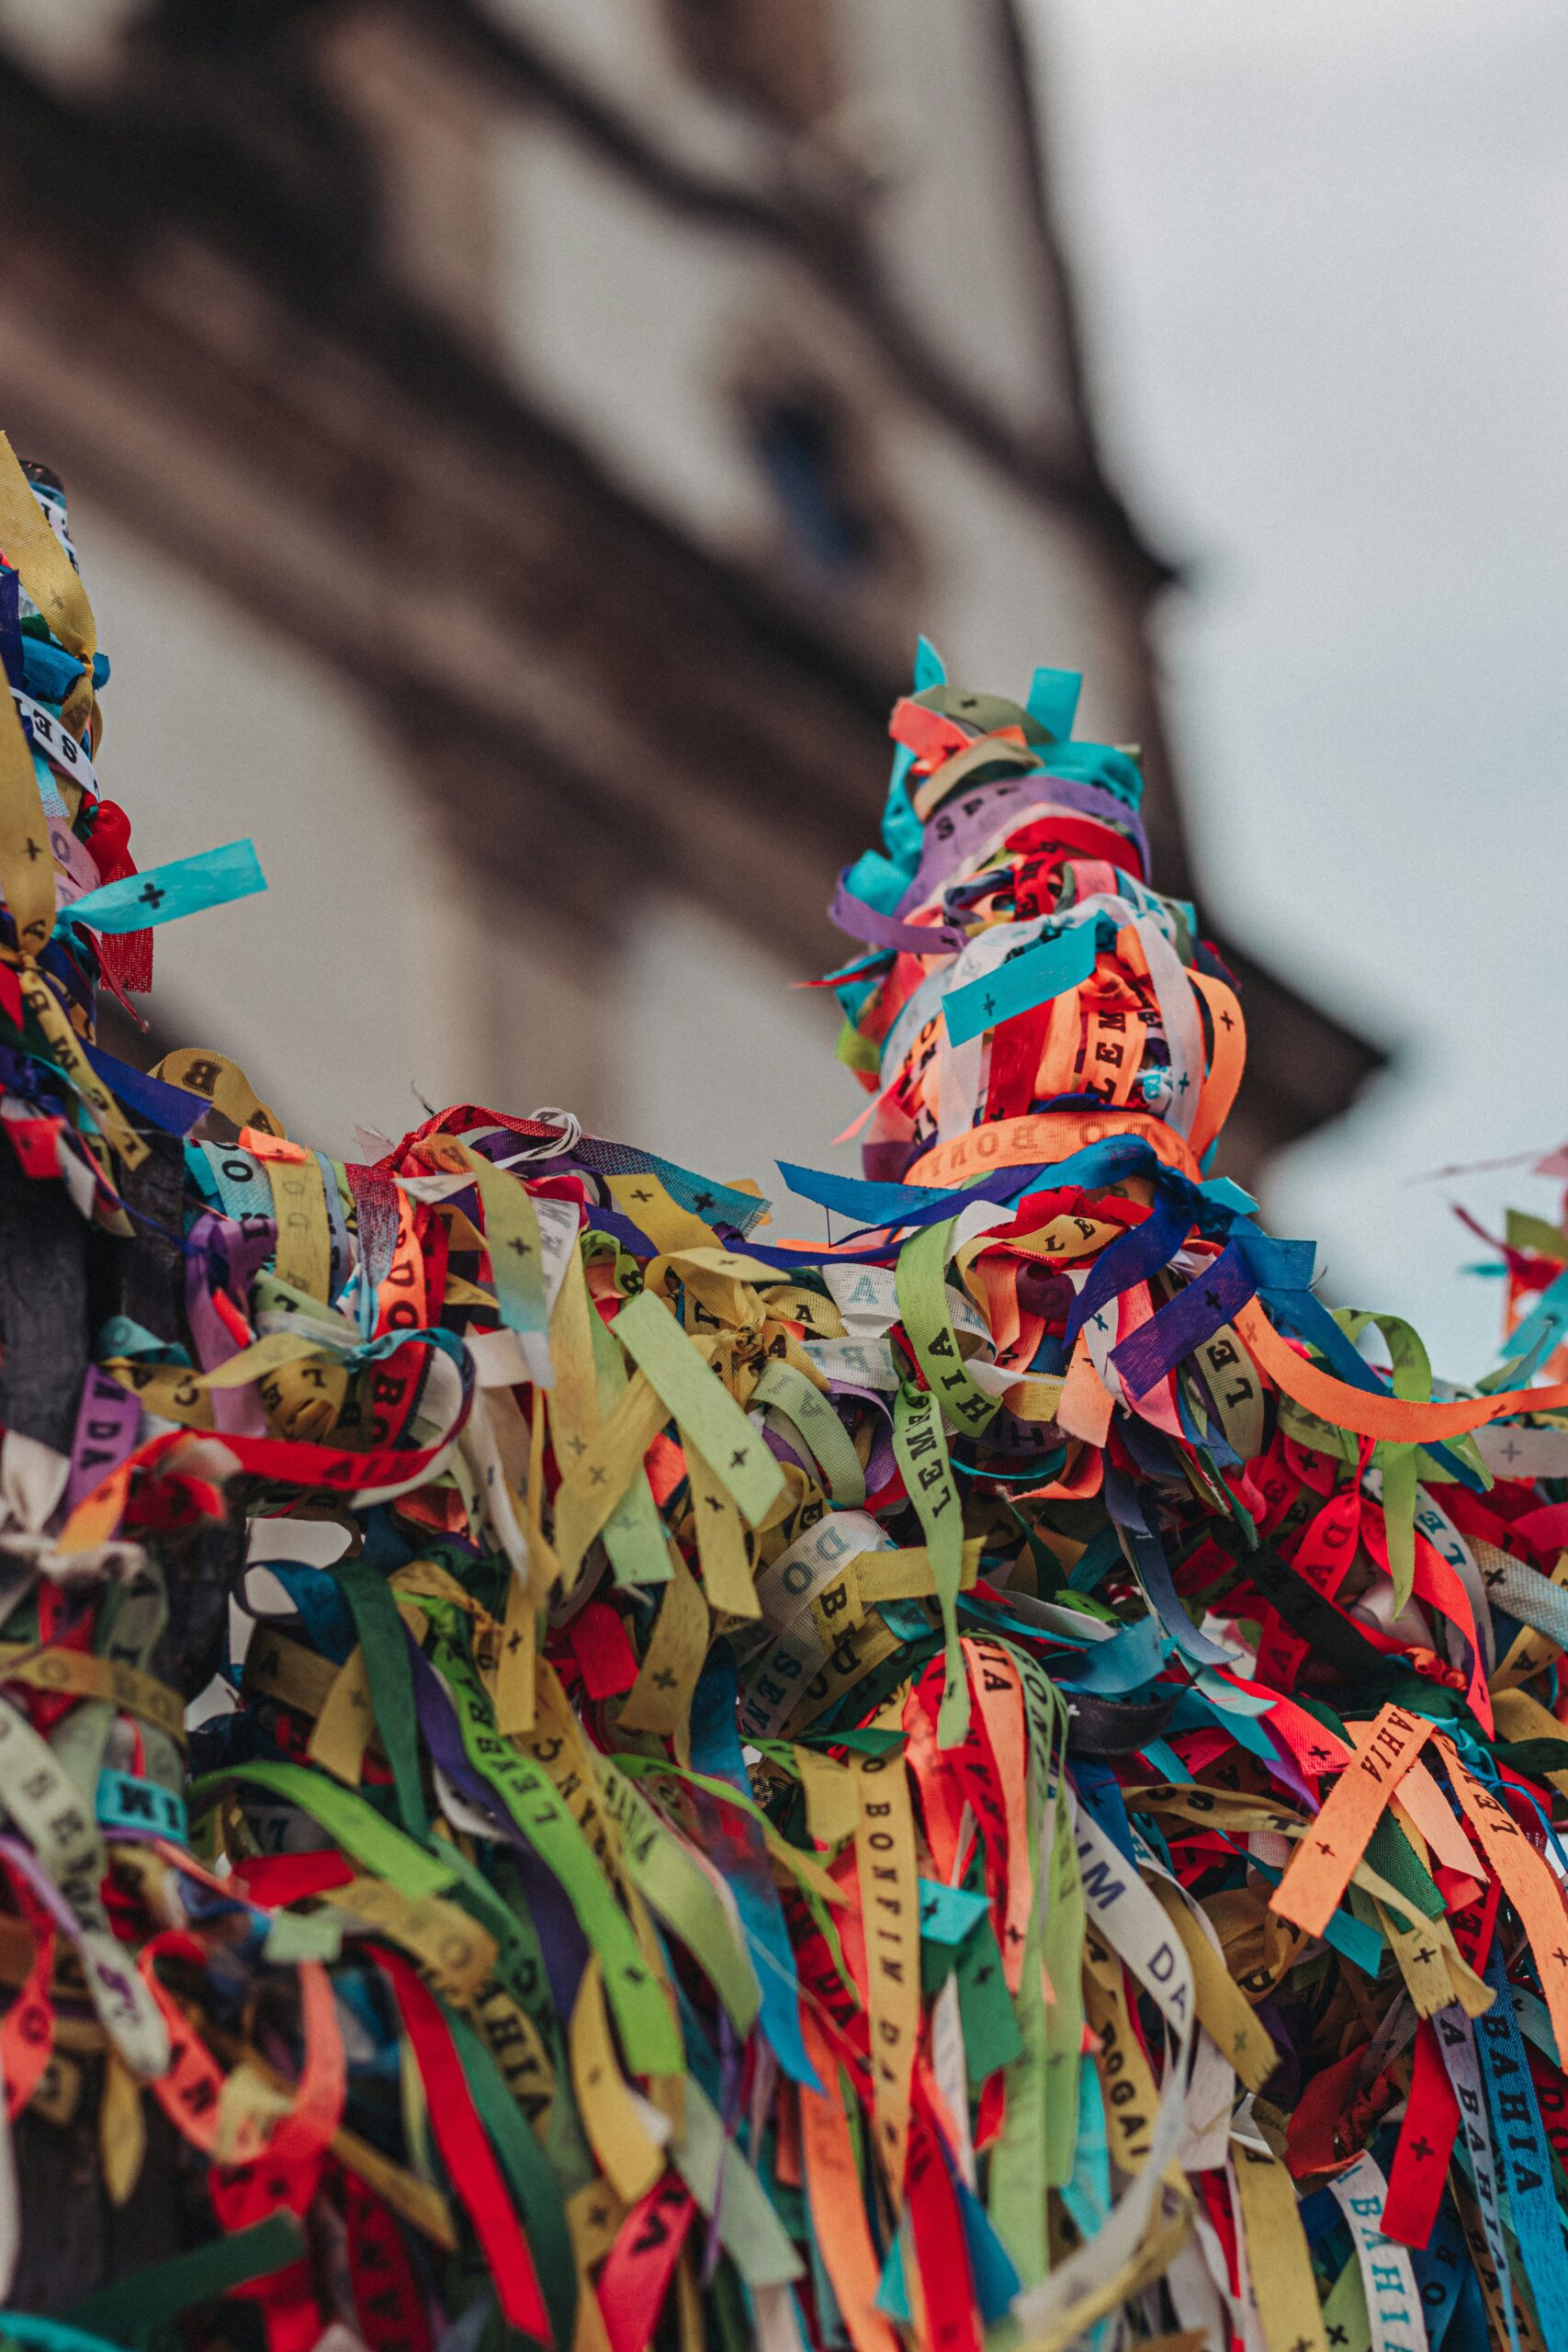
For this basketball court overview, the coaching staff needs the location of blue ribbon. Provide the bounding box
[1070,1758,1141,1863]
[1068,1188,1191,1345]
[62,838,266,934]
[0,2318,133,2352]
[1502,1263,1568,1366]
[1104,1474,1235,1669]
[1026,664,1082,742]
[1409,2187,1470,2352]
[917,1878,992,1947]
[941,924,1100,1048]
[1475,1949,1568,2352]
[1053,1615,1168,1697]
[777,1134,1190,1240]
[85,1044,208,1135]
[1110,1238,1257,1399]
[689,1649,820,2090]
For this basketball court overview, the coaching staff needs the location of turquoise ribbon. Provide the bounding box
[942,923,1101,1048]
[62,838,265,934]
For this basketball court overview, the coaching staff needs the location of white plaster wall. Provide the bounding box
[491,4,1107,672]
[612,897,852,1226]
[75,501,489,1157]
[487,0,763,184]
[840,0,1079,442]
[496,115,772,550]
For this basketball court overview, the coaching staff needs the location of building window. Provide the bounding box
[748,386,882,577]
[729,353,924,648]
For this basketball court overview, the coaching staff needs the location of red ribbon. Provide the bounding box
[87,800,152,993]
[1383,2018,1460,2247]
[372,1946,550,2344]
[596,2174,695,2352]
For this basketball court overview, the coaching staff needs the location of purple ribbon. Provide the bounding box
[761,1423,812,1480]
[862,1135,923,1187]
[897,772,1150,916]
[829,875,966,959]
[62,1363,141,1514]
[828,1386,896,1490]
[1067,1188,1191,1346]
[1108,1238,1257,1399]
[405,1637,590,2011]
[0,1834,84,1940]
[186,1208,274,1435]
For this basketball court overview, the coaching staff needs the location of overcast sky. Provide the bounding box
[1033,0,1568,1378]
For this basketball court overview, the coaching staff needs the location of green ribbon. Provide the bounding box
[430,1634,682,2075]
[614,1291,784,1525]
[63,2216,303,2346]
[896,1215,1000,1438]
[595,1755,761,2030]
[1335,1309,1430,1615]
[590,1301,674,1588]
[447,2007,578,2349]
[187,1760,455,1896]
[335,1558,428,1838]
[894,1378,968,1746]
[750,1358,867,1507]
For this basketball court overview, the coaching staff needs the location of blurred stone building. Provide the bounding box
[0,0,1378,1193]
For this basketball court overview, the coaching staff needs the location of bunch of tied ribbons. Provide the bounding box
[5,480,1568,2352]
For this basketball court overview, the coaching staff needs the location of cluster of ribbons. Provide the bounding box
[826,638,1234,1193]
[0,432,265,1223]
[1,533,1568,2352]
